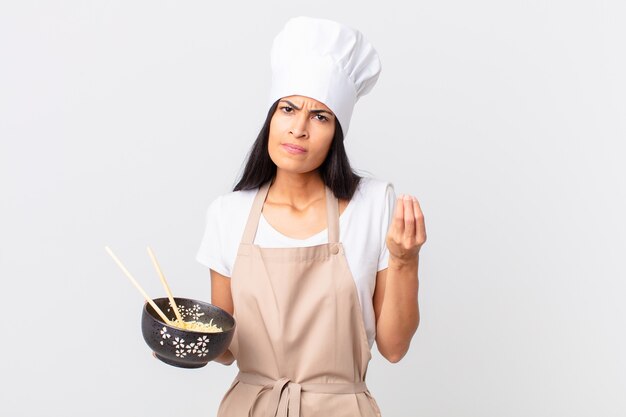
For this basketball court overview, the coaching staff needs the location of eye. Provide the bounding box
[280,106,294,113]
[314,114,329,122]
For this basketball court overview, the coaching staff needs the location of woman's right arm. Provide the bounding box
[211,269,235,366]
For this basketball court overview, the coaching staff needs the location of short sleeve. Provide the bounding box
[195,195,231,277]
[377,182,396,271]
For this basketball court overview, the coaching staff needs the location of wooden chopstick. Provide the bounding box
[105,246,173,325]
[147,246,184,325]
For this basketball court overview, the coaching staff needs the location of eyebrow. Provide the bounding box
[280,100,334,117]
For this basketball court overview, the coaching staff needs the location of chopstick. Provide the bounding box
[147,246,184,325]
[105,246,173,325]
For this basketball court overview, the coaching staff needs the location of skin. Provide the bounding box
[210,95,426,365]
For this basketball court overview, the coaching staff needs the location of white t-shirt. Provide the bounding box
[196,176,396,347]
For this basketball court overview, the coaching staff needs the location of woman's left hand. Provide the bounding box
[386,194,427,265]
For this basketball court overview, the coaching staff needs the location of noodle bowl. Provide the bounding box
[142,297,235,368]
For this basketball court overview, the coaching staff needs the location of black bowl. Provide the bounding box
[141,297,235,368]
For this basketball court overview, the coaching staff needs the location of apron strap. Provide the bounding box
[237,372,367,417]
[241,181,271,245]
[241,180,340,245]
[325,185,339,244]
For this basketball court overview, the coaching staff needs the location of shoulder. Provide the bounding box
[205,188,257,217]
[197,188,259,275]
[352,176,395,204]
[198,188,258,261]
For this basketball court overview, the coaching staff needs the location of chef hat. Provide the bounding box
[268,16,382,138]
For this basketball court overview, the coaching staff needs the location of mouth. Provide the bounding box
[281,143,307,154]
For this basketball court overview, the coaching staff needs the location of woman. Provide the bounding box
[196,16,426,417]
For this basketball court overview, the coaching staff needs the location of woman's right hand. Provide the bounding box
[214,349,235,366]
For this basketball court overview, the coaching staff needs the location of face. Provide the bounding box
[268,95,336,175]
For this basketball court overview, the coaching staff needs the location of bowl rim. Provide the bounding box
[143,296,236,334]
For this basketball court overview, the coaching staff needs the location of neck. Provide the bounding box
[269,169,325,206]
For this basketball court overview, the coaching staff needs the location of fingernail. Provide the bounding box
[403,195,411,201]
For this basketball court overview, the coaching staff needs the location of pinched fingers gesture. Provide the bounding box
[386,194,427,263]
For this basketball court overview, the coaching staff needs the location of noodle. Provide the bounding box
[172,317,223,333]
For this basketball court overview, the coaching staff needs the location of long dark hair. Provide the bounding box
[233,100,362,200]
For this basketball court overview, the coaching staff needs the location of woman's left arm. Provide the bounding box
[373,194,426,363]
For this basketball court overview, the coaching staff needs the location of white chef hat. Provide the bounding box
[268,16,382,138]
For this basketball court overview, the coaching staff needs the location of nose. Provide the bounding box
[289,113,309,139]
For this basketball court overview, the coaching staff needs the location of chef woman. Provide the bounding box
[196,16,426,417]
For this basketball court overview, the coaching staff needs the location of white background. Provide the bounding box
[1,1,625,416]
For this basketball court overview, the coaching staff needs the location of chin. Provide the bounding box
[276,163,311,175]
[271,158,315,175]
